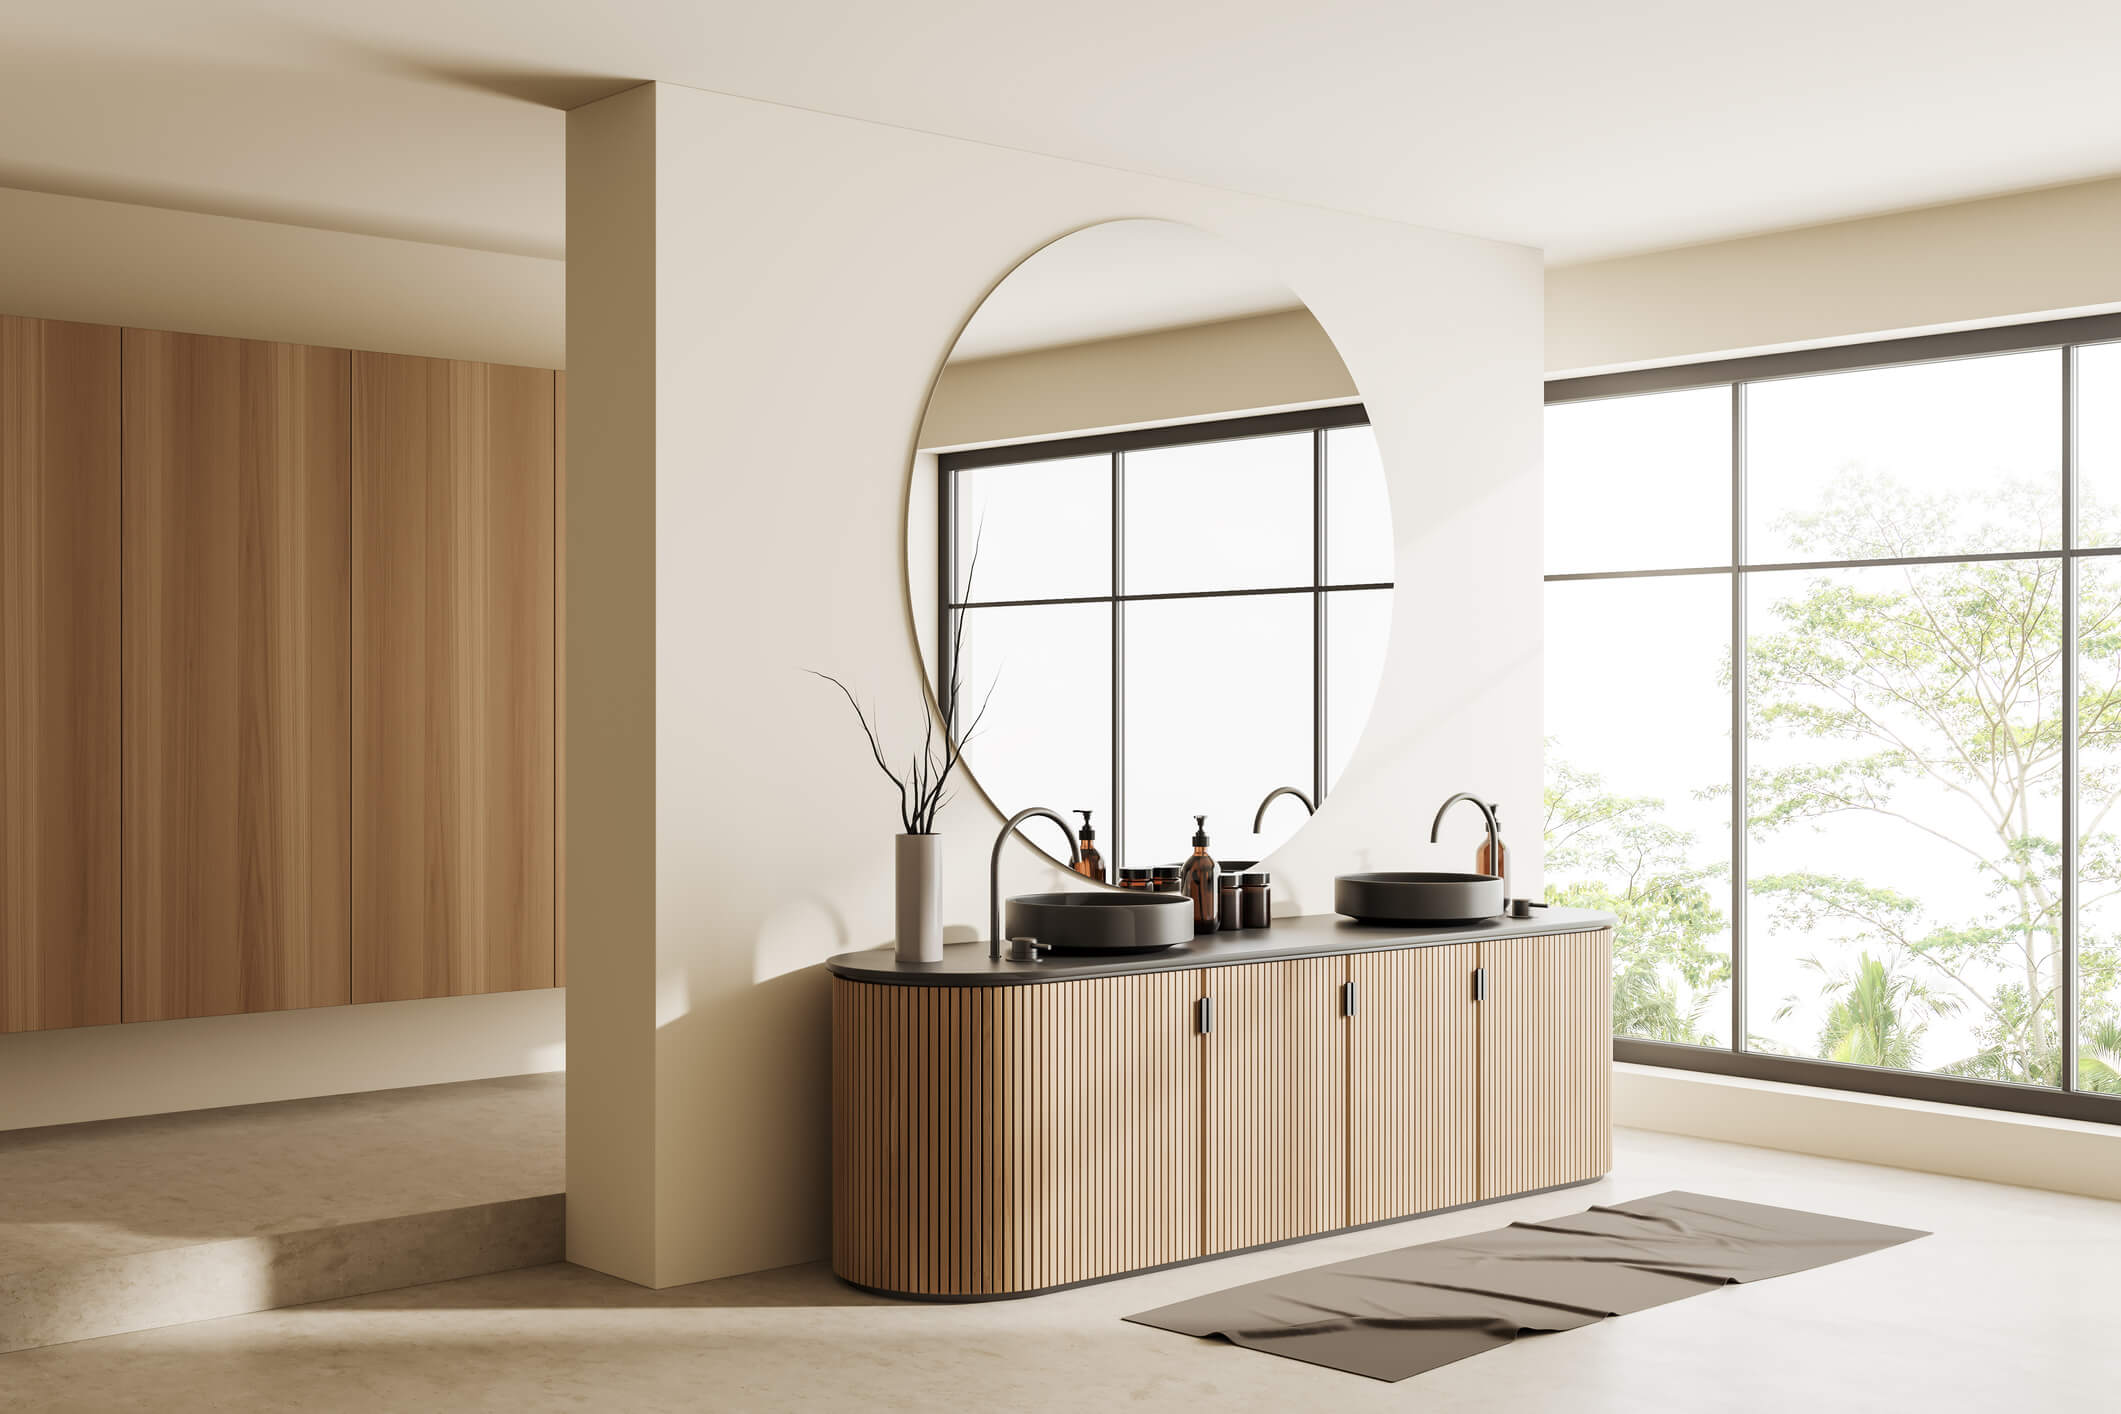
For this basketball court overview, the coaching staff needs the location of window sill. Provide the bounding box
[1615,1061,2121,1203]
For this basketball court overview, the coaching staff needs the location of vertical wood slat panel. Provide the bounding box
[351,353,555,1001]
[1202,955,1347,1253]
[830,972,1199,1296]
[121,330,350,1021]
[0,316,118,1032]
[1349,943,1478,1224]
[1478,929,1613,1198]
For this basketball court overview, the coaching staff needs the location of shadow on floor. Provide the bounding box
[308,1260,900,1312]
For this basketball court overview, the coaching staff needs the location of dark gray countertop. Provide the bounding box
[824,907,1617,987]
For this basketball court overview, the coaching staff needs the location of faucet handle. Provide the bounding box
[1004,936,1049,963]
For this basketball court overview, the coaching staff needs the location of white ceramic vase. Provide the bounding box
[895,834,943,963]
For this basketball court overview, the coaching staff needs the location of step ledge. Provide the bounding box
[1616,1062,2121,1202]
[0,1192,562,1355]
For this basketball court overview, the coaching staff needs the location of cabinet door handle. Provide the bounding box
[1342,980,1357,1017]
[1472,966,1488,1002]
[1197,996,1213,1034]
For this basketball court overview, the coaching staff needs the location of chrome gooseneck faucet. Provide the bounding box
[990,807,1083,961]
[1431,792,1502,883]
[1251,785,1316,834]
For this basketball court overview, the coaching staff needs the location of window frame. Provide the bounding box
[1549,309,2121,1125]
[938,404,1386,871]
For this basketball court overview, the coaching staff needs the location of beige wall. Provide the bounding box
[0,183,568,1131]
[0,184,563,368]
[918,306,1353,450]
[567,81,1543,1289]
[1547,175,2121,374]
[561,86,662,1285]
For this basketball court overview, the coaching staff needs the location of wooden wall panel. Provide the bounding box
[1349,943,1479,1224]
[122,331,350,1020]
[832,971,1200,1297]
[1202,955,1347,1253]
[0,317,119,1032]
[352,353,555,1001]
[1478,929,1613,1198]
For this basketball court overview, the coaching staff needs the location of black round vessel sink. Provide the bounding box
[1334,871,1505,924]
[1003,891,1194,954]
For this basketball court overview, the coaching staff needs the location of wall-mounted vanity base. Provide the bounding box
[828,912,1614,1300]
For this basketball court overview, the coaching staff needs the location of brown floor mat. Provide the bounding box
[1125,1190,1927,1382]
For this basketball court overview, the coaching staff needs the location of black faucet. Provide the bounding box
[989,807,1083,960]
[1430,792,1501,882]
[1251,785,1316,834]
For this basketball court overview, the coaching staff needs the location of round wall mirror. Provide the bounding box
[908,220,1393,878]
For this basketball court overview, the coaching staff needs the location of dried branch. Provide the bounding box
[808,523,995,836]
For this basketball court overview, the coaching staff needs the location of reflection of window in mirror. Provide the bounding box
[941,408,1393,871]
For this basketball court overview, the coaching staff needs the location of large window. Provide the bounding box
[941,407,1391,871]
[1547,315,2121,1122]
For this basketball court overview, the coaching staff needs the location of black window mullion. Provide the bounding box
[1313,427,1329,806]
[1111,449,1126,875]
[2063,345,2080,1092]
[1730,382,1748,1058]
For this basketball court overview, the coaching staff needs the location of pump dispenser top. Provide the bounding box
[1192,815,1210,847]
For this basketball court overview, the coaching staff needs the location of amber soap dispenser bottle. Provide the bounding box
[1180,815,1220,934]
[1073,810,1106,885]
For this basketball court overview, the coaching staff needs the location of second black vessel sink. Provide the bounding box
[1334,872,1505,924]
[1004,891,1194,954]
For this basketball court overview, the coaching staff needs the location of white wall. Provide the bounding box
[566,82,1544,1288]
[0,184,568,1132]
[1547,174,2121,374]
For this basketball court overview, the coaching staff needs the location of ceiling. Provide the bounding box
[6,2,2120,266]
[946,221,1300,361]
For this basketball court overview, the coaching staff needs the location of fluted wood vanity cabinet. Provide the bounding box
[1349,942,1480,1222]
[828,916,1614,1300]
[1203,955,1348,1252]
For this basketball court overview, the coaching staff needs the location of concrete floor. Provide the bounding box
[5,1126,2116,1412]
[0,1073,563,1275]
[0,1074,566,1353]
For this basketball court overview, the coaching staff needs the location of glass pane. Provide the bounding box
[1326,590,1390,792]
[1123,432,1312,595]
[1745,350,2060,564]
[2077,559,2121,1094]
[1326,425,1393,585]
[953,603,1112,861]
[1545,386,1731,575]
[954,454,1110,602]
[1545,577,1732,1047]
[1123,594,1311,871]
[2079,342,2121,548]
[1744,560,2062,1084]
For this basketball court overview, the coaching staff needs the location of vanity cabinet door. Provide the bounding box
[1348,943,1479,1224]
[832,969,1201,1297]
[1477,929,1613,1198]
[1202,955,1347,1251]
